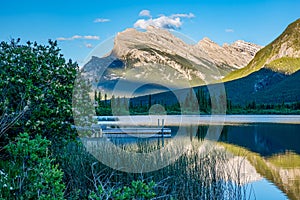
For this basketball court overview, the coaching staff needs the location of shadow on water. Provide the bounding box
[218,123,300,156]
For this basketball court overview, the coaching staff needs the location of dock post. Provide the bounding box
[157,119,160,146]
[161,119,164,137]
[99,127,102,138]
[162,119,164,147]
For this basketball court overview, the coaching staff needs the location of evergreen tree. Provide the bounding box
[94,90,98,102]
[148,94,152,110]
[104,93,108,108]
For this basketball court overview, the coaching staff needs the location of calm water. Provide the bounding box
[205,123,299,200]
[84,116,300,200]
[220,123,300,156]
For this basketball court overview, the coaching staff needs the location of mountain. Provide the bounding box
[196,38,261,70]
[84,19,300,106]
[224,68,300,105]
[224,18,300,82]
[83,26,260,96]
[129,67,300,110]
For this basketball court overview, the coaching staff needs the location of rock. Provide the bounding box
[83,26,262,95]
[196,38,262,69]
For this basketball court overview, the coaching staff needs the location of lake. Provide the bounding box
[81,115,300,200]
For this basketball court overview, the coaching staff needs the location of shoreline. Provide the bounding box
[95,115,300,126]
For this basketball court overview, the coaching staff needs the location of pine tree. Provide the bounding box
[148,94,152,110]
[104,93,108,108]
[98,91,102,102]
[94,90,98,102]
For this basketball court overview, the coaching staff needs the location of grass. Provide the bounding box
[266,57,300,74]
[56,129,300,199]
[80,137,254,199]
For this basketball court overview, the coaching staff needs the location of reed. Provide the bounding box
[73,137,253,199]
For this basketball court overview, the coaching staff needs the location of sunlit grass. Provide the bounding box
[265,57,300,74]
[223,19,300,82]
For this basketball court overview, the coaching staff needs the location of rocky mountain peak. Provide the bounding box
[114,28,261,71]
[229,40,262,56]
[113,26,196,58]
[199,37,216,44]
[84,27,262,95]
[196,38,262,69]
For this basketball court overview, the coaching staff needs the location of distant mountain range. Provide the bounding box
[83,18,300,105]
[83,26,261,96]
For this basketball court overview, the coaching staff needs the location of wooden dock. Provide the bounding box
[102,127,171,138]
[73,117,171,138]
[72,125,171,138]
[103,127,170,134]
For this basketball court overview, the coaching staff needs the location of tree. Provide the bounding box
[94,90,98,102]
[72,71,94,135]
[104,93,108,107]
[98,91,102,102]
[148,94,152,110]
[227,99,232,112]
[0,39,78,148]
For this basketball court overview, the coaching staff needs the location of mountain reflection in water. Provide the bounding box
[192,123,300,200]
[82,118,300,200]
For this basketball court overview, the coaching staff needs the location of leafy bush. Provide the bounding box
[88,180,156,200]
[0,39,78,148]
[0,133,65,199]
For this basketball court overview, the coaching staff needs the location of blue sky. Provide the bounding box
[1,0,299,65]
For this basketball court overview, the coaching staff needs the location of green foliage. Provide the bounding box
[99,92,300,115]
[0,133,65,199]
[113,180,156,200]
[72,70,96,138]
[88,180,156,200]
[0,39,78,147]
[226,101,300,114]
[266,57,300,74]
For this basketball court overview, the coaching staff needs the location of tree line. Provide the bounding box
[94,88,300,115]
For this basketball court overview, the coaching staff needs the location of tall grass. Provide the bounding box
[71,136,254,199]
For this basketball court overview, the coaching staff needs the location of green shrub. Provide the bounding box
[0,39,78,149]
[88,180,156,200]
[0,133,65,199]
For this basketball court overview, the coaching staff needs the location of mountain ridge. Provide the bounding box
[223,18,300,82]
[196,37,261,70]
[83,26,261,96]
